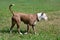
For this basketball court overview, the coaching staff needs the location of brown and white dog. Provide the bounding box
[9,4,48,34]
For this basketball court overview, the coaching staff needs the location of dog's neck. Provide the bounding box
[36,12,43,21]
[35,14,40,21]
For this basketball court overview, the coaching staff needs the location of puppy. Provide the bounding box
[9,4,48,34]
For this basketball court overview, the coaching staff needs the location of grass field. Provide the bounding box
[0,0,60,40]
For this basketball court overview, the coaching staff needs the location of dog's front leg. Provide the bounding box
[24,24,29,34]
[27,24,29,32]
[32,25,36,34]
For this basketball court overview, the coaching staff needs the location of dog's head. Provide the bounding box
[37,12,48,21]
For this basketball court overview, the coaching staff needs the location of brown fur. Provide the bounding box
[9,4,39,34]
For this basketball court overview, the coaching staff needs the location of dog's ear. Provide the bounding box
[41,12,44,16]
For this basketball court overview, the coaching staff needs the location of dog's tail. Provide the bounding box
[9,4,15,14]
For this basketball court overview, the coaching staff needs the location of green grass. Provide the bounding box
[0,0,60,40]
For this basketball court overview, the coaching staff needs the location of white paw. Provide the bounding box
[24,32,28,34]
[19,32,23,35]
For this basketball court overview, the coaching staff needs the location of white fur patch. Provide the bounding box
[24,32,28,34]
[37,12,48,21]
[34,21,37,25]
[19,32,23,35]
[37,12,42,21]
[41,13,48,21]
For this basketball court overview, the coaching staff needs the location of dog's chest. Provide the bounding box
[33,21,37,25]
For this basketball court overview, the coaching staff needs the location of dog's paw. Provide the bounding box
[24,32,28,34]
[19,32,23,35]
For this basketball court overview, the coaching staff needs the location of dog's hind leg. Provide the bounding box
[16,18,22,35]
[10,18,16,33]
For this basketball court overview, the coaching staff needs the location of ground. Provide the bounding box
[0,0,60,40]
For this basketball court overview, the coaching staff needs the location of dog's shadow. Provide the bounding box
[0,29,9,33]
[0,29,26,34]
